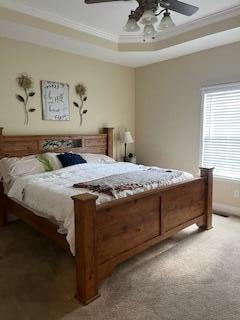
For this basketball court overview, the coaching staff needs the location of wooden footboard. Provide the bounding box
[72,167,213,304]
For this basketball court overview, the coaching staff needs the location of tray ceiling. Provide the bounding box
[0,0,240,67]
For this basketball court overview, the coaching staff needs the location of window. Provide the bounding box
[200,83,240,181]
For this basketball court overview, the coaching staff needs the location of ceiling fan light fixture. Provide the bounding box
[85,0,199,42]
[157,10,176,30]
[124,17,140,32]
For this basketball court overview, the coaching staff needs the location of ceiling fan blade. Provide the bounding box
[160,0,199,16]
[85,0,128,4]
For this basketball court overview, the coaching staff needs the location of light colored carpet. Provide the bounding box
[1,215,240,320]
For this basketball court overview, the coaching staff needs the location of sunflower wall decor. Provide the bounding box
[73,83,88,126]
[16,73,36,125]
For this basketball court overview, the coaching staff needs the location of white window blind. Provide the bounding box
[200,83,240,180]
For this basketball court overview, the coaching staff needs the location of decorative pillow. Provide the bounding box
[36,155,53,172]
[43,152,63,170]
[57,153,87,168]
[80,153,116,164]
[0,155,45,183]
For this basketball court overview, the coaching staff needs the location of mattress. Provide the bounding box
[7,162,193,254]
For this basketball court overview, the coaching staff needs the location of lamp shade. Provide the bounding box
[157,11,176,30]
[123,131,134,144]
[124,17,140,32]
[143,23,157,40]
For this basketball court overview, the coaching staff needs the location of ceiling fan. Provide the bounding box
[84,0,199,41]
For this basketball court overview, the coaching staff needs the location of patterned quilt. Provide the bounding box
[73,168,183,198]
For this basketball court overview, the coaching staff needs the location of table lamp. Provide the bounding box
[123,130,134,161]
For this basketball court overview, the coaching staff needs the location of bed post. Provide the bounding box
[71,193,99,305]
[103,128,113,158]
[0,182,8,227]
[200,167,214,230]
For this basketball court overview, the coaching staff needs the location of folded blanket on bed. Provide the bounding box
[73,168,183,198]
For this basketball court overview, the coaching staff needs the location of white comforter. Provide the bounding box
[7,162,193,254]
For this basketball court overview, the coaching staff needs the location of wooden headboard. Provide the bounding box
[0,127,113,159]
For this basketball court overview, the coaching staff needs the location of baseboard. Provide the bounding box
[213,202,240,217]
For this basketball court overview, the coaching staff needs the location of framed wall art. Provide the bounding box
[41,80,70,121]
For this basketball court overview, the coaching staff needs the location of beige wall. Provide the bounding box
[135,42,240,209]
[0,37,135,159]
[1,36,240,209]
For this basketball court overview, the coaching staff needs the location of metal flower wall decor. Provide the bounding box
[73,83,88,126]
[16,73,36,125]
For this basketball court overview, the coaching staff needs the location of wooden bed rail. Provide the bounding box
[72,167,214,305]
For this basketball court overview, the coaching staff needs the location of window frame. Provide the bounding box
[200,82,240,183]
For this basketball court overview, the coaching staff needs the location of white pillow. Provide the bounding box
[0,155,44,183]
[43,152,63,170]
[80,153,116,164]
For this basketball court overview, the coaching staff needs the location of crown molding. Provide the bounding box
[119,5,240,43]
[0,0,118,42]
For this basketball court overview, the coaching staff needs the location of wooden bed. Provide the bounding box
[0,127,213,305]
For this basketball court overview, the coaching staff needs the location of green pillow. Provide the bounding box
[36,154,53,172]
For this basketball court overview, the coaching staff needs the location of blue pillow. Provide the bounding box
[57,153,87,168]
